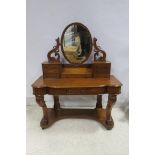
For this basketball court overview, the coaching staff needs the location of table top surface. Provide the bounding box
[32,75,122,88]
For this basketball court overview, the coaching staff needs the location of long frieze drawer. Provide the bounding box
[65,88,105,95]
[107,86,121,94]
[46,87,107,95]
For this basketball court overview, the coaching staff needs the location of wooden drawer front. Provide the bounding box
[65,88,105,95]
[45,65,60,73]
[42,63,61,78]
[107,86,121,94]
[93,62,111,78]
[47,87,106,95]
[43,73,60,78]
[47,88,66,95]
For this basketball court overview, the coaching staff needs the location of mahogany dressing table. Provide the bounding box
[32,22,122,130]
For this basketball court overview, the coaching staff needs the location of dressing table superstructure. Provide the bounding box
[32,22,122,130]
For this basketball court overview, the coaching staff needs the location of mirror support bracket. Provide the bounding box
[47,38,60,63]
[47,37,107,64]
[93,38,106,62]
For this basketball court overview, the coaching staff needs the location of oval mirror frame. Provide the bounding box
[61,22,93,64]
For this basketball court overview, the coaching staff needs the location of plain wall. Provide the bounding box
[27,0,128,106]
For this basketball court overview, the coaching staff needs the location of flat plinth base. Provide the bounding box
[40,108,114,130]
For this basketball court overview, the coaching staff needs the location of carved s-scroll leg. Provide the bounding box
[96,95,102,108]
[53,95,60,110]
[35,95,48,128]
[105,94,117,129]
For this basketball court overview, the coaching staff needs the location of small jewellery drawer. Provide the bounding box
[47,87,106,95]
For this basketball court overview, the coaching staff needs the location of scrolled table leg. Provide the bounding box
[106,94,117,129]
[35,95,48,128]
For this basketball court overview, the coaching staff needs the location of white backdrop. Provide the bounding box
[26,0,128,106]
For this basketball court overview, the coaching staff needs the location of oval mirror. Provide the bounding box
[61,23,92,64]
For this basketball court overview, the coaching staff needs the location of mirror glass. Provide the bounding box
[61,23,92,64]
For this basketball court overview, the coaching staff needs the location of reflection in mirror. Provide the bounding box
[62,24,92,64]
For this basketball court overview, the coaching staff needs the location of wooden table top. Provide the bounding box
[32,75,122,88]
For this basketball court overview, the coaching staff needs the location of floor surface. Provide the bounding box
[26,105,129,155]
